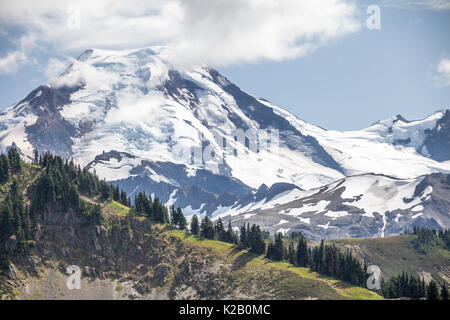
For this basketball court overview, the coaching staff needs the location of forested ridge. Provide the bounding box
[0,149,182,268]
[0,149,448,300]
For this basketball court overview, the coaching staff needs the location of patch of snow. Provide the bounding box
[181,203,206,217]
[287,200,330,217]
[297,217,310,224]
[411,205,424,212]
[317,222,336,230]
[324,211,349,218]
[277,228,291,235]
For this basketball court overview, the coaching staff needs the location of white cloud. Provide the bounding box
[0,0,361,68]
[0,50,27,74]
[433,57,450,86]
[169,0,361,66]
[48,57,121,90]
[425,0,450,9]
[43,58,69,80]
[0,33,36,75]
[379,0,450,10]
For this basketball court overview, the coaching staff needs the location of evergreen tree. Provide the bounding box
[287,241,296,264]
[0,197,14,243]
[176,207,186,230]
[381,273,440,300]
[120,190,128,206]
[296,236,309,267]
[170,205,177,227]
[420,278,426,298]
[200,216,215,239]
[239,224,248,249]
[440,283,448,300]
[248,225,266,255]
[0,153,9,183]
[190,215,200,235]
[427,280,439,300]
[162,206,170,224]
[215,218,226,242]
[169,205,185,229]
[413,227,439,253]
[33,149,39,165]
[309,240,365,286]
[223,220,238,244]
[113,185,120,201]
[100,179,112,201]
[272,233,285,261]
[22,204,32,240]
[7,148,21,173]
[152,197,162,221]
[266,240,273,259]
[134,192,148,214]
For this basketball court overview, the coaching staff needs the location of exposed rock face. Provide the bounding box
[207,67,344,174]
[152,264,171,286]
[423,110,450,162]
[0,208,235,299]
[157,69,201,107]
[371,110,450,163]
[22,84,81,158]
[0,206,353,300]
[88,151,252,215]
[221,173,450,241]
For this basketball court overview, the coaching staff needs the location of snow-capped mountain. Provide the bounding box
[0,46,449,239]
[215,173,450,241]
[266,105,450,180]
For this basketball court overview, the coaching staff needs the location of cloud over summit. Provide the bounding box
[0,0,361,72]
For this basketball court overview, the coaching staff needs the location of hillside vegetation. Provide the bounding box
[0,199,381,300]
[0,150,381,300]
[330,234,450,284]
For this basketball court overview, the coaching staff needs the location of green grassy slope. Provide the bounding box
[330,235,450,283]
[1,163,383,300]
[163,230,381,299]
[103,203,382,300]
[0,163,40,203]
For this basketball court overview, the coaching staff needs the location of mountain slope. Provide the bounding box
[0,158,380,300]
[0,46,449,238]
[216,173,450,240]
[264,100,450,180]
[0,47,344,188]
[0,214,381,300]
[330,234,450,284]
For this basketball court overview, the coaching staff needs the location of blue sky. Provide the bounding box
[0,0,449,131]
[218,5,450,130]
